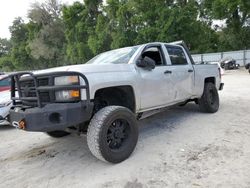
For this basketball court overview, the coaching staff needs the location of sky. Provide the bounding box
[0,0,76,39]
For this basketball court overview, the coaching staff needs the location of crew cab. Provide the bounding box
[9,41,224,163]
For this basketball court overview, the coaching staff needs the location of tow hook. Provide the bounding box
[12,119,26,130]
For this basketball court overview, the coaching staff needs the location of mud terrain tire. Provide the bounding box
[87,106,138,163]
[199,83,219,113]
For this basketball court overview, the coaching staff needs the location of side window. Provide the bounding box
[0,78,10,87]
[142,46,164,66]
[165,45,188,65]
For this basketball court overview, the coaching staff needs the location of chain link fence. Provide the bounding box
[191,49,250,66]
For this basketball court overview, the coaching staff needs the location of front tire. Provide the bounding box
[47,131,70,138]
[87,106,138,163]
[198,82,219,113]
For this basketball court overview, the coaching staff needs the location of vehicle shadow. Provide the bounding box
[2,103,204,171]
[138,103,202,135]
[0,102,214,188]
[0,124,13,131]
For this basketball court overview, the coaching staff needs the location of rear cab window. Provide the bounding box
[165,45,188,65]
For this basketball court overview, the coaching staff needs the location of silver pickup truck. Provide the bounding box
[9,41,224,163]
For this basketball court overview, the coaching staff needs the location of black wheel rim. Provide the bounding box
[107,119,130,150]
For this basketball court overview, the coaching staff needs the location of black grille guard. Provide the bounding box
[9,71,90,108]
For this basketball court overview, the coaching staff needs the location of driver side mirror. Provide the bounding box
[136,56,156,70]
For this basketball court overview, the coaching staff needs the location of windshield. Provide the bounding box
[86,46,140,64]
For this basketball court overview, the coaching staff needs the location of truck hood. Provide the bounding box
[33,64,133,75]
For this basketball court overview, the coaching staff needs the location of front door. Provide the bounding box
[136,45,175,110]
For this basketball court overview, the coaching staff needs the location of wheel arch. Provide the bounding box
[204,77,216,85]
[93,85,136,113]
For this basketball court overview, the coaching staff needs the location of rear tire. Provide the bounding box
[245,63,250,70]
[87,106,138,163]
[198,82,219,113]
[47,131,70,138]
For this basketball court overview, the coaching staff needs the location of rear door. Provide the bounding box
[163,45,194,101]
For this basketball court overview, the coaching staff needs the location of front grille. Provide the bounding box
[20,77,51,106]
[20,78,49,87]
[10,71,90,109]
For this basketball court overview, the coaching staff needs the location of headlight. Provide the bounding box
[54,76,79,85]
[54,76,80,101]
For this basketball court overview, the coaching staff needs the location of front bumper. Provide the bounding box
[10,101,93,132]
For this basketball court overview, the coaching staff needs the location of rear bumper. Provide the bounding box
[219,83,224,90]
[10,101,93,132]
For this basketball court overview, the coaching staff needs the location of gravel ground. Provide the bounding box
[0,69,250,188]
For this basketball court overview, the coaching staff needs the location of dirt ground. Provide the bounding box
[0,69,250,188]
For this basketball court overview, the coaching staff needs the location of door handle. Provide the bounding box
[188,69,194,73]
[164,70,172,74]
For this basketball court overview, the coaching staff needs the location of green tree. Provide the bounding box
[0,38,11,57]
[201,0,250,50]
[27,0,66,68]
[63,2,92,64]
[63,0,103,64]
[88,14,112,54]
[3,0,248,71]
[0,38,13,71]
[106,0,138,49]
[0,56,15,71]
[9,17,34,70]
[106,0,218,53]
